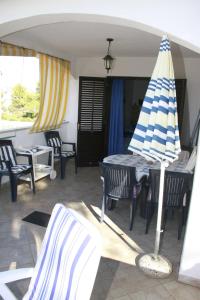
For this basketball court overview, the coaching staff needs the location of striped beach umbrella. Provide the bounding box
[129,36,180,162]
[129,36,181,277]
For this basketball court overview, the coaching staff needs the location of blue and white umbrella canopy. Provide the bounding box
[129,36,181,269]
[128,36,181,163]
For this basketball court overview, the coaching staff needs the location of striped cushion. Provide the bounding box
[48,137,62,148]
[0,145,17,170]
[54,150,75,158]
[48,137,62,156]
[23,204,101,300]
[0,164,31,174]
[11,164,32,174]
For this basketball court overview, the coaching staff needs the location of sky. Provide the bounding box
[0,56,39,97]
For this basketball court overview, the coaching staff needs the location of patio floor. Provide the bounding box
[0,161,200,300]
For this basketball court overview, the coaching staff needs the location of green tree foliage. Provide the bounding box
[2,83,40,122]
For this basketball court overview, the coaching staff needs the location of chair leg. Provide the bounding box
[48,153,52,166]
[130,197,137,231]
[9,175,17,202]
[30,169,35,194]
[171,208,175,219]
[0,175,2,187]
[108,199,116,210]
[162,208,168,232]
[184,192,191,225]
[138,178,148,219]
[74,155,78,174]
[145,204,154,234]
[100,195,106,223]
[60,158,66,179]
[178,206,185,240]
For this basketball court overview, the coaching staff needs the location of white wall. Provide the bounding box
[0,0,200,55]
[181,59,200,144]
[76,57,156,77]
[3,122,72,147]
[61,72,79,142]
[76,56,190,77]
[179,130,200,286]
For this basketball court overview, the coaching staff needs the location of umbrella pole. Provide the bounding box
[154,160,168,256]
[137,160,172,278]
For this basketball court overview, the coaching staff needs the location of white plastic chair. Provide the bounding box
[0,204,101,300]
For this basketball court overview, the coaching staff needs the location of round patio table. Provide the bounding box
[103,151,190,181]
[103,151,190,218]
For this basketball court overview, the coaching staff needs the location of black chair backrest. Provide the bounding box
[149,169,193,208]
[45,131,62,154]
[0,139,17,170]
[100,162,137,200]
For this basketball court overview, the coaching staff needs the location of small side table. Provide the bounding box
[16,145,56,181]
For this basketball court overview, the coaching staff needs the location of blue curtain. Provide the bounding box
[108,79,124,155]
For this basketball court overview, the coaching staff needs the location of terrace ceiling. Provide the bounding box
[1,22,200,60]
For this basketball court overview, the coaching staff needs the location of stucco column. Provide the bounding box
[179,128,200,287]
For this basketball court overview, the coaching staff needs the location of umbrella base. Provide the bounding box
[137,253,172,278]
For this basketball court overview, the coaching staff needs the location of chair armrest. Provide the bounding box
[62,142,75,145]
[16,152,31,158]
[0,268,34,284]
[0,284,17,300]
[16,153,33,165]
[100,176,104,182]
[138,175,148,185]
[0,268,33,300]
[62,142,76,151]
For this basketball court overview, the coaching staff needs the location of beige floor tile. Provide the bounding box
[128,291,146,300]
[6,278,31,299]
[108,286,129,299]
[163,280,200,300]
[0,243,34,269]
[113,296,131,300]
[129,284,175,300]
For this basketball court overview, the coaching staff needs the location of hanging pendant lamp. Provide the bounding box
[103,38,114,74]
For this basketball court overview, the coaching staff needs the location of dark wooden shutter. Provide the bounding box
[77,77,106,166]
[175,79,186,134]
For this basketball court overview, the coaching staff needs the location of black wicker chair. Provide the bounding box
[99,162,141,230]
[45,131,77,179]
[145,169,193,239]
[0,139,35,202]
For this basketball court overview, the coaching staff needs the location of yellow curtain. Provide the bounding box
[0,41,36,56]
[31,54,70,132]
[0,42,70,132]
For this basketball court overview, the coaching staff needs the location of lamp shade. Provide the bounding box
[103,54,114,73]
[103,38,114,73]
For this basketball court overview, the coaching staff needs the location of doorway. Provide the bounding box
[107,77,186,154]
[77,76,186,165]
[124,78,149,152]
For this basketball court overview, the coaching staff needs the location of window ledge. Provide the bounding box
[0,121,33,134]
[0,120,69,135]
